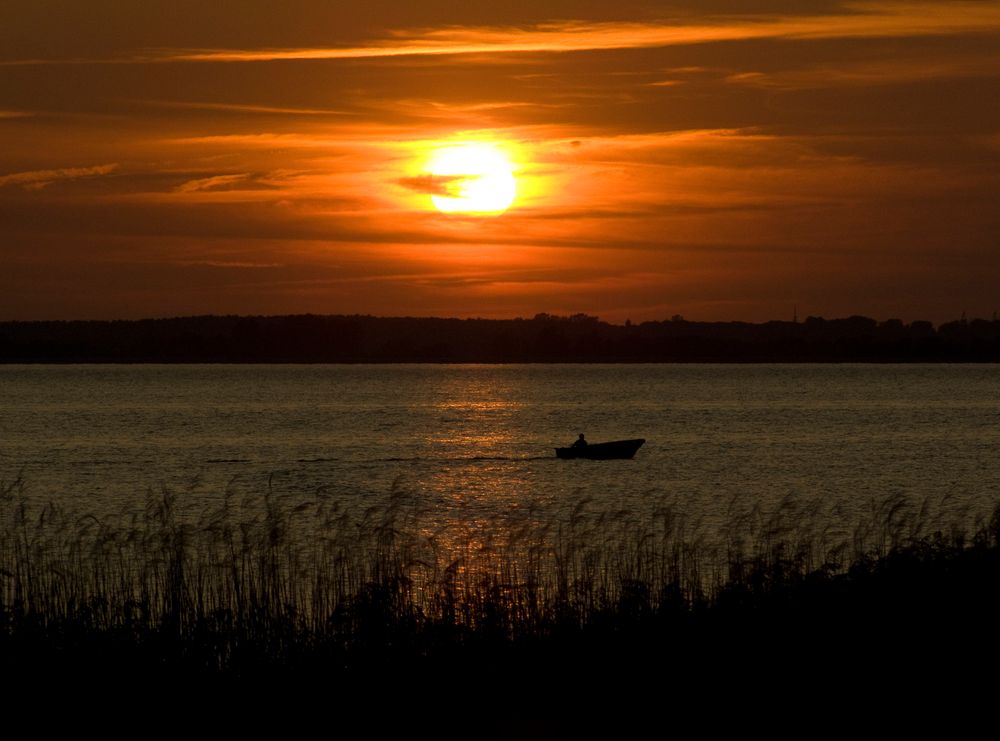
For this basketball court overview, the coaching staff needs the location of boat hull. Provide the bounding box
[555,439,645,460]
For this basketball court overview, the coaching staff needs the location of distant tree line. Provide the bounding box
[0,313,998,362]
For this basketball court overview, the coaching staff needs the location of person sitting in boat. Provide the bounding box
[571,433,588,449]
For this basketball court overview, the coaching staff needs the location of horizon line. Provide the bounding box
[3,311,996,329]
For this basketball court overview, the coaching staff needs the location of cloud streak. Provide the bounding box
[0,163,119,190]
[175,173,253,193]
[133,99,351,116]
[726,54,1000,89]
[397,174,465,197]
[146,3,1000,64]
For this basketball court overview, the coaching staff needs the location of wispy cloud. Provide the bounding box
[179,260,285,269]
[175,173,253,193]
[145,3,1000,64]
[0,163,118,190]
[134,99,350,116]
[397,174,466,197]
[725,54,1000,89]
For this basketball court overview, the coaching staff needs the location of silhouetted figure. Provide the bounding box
[571,433,588,449]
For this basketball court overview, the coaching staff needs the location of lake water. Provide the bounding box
[2,364,999,561]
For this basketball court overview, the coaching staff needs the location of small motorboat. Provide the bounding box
[555,438,645,460]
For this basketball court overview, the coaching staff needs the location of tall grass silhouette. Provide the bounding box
[2,474,998,680]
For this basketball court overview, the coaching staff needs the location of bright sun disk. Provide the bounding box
[427,143,516,215]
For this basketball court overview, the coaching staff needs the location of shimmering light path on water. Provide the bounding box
[2,365,999,547]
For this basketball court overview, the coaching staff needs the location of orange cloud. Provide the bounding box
[397,174,465,197]
[134,99,350,116]
[174,173,253,193]
[0,163,119,189]
[143,3,1000,64]
[726,55,1000,89]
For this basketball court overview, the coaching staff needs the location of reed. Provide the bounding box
[1,473,998,682]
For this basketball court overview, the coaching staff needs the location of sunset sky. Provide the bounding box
[2,1,998,323]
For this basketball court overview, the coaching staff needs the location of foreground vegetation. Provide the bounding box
[2,476,999,717]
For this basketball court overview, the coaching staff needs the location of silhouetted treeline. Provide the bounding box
[1,312,999,362]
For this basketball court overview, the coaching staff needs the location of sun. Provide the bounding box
[427,143,517,215]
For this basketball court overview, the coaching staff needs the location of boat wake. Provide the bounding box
[376,455,554,463]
